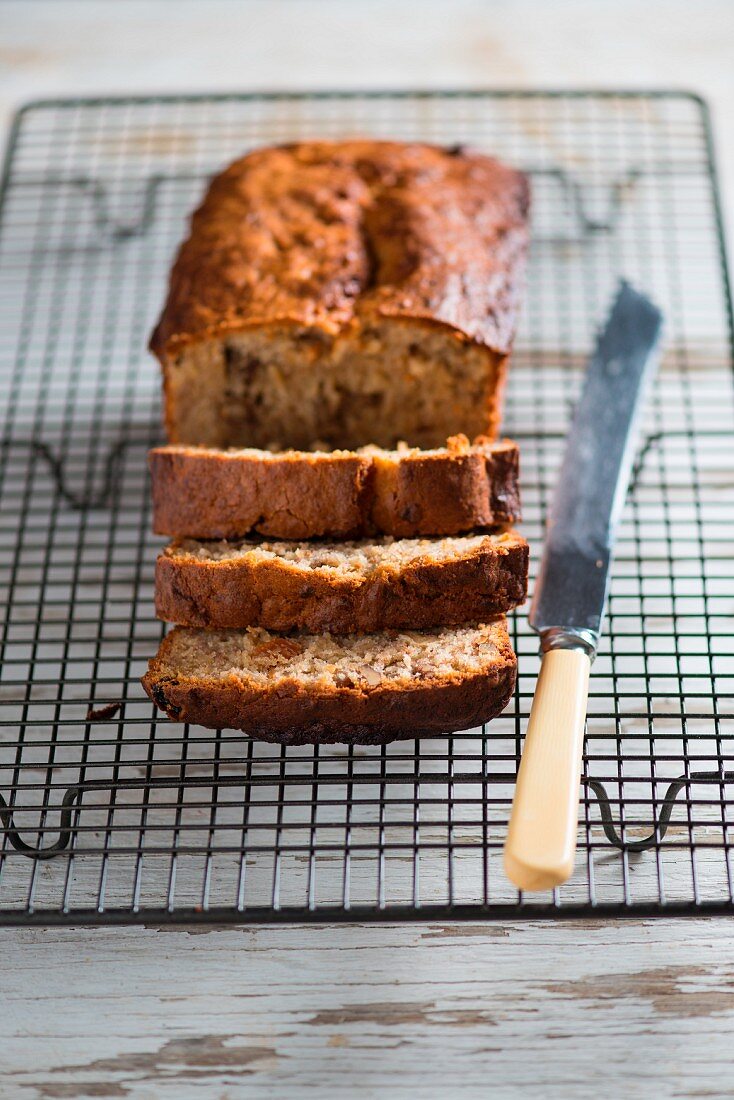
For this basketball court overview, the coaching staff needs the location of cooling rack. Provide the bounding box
[0,90,732,924]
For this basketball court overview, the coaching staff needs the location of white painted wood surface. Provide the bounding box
[1,4,734,1096]
[3,919,734,1098]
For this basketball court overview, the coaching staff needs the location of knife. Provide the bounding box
[504,281,663,892]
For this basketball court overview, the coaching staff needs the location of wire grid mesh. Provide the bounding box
[0,91,732,923]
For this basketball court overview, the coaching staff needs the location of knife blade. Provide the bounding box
[530,280,663,652]
[504,282,663,892]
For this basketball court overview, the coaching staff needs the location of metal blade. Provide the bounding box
[529,281,663,652]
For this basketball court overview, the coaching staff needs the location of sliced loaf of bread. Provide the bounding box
[150,435,520,540]
[155,529,528,632]
[143,619,517,745]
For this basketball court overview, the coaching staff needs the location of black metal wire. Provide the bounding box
[0,91,732,924]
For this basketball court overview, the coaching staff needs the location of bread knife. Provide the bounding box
[504,281,663,891]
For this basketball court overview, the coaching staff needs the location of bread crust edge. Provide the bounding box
[155,533,529,632]
[142,624,518,745]
[149,438,521,540]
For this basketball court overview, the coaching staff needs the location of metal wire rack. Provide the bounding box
[0,90,732,924]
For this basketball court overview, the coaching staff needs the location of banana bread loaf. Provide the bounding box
[156,528,529,632]
[150,140,530,450]
[143,618,517,744]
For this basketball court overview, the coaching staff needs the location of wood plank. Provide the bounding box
[2,919,734,1098]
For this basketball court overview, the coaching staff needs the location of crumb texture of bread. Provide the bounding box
[156,529,529,632]
[142,619,517,744]
[149,435,521,540]
[151,140,529,449]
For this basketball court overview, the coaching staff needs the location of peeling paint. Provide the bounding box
[36,1084,128,1100]
[420,925,511,939]
[44,1036,277,1081]
[307,1001,497,1028]
[545,965,734,1018]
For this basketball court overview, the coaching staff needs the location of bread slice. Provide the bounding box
[150,141,529,451]
[142,619,517,745]
[155,529,529,633]
[150,435,520,540]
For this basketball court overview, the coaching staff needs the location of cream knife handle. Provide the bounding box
[504,647,591,892]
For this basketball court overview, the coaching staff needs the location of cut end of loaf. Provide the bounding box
[164,322,507,451]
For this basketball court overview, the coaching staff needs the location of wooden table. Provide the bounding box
[2,3,733,1096]
[3,919,734,1097]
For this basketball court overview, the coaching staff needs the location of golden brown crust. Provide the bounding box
[150,445,370,539]
[155,531,529,632]
[150,140,530,361]
[141,622,518,745]
[149,437,521,540]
